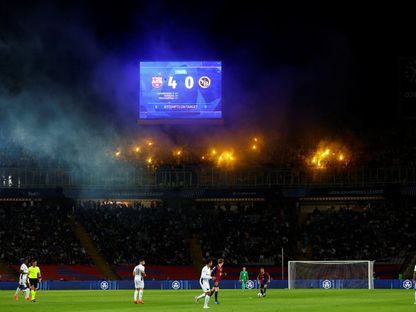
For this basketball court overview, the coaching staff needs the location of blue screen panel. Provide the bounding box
[139,61,222,121]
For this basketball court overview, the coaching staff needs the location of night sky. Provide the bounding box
[0,1,415,158]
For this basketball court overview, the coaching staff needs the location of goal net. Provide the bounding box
[288,260,374,289]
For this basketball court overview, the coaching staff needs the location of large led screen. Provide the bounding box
[139,61,222,122]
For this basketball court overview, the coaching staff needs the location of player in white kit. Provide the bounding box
[194,259,215,309]
[14,259,30,301]
[413,265,416,304]
[133,259,146,304]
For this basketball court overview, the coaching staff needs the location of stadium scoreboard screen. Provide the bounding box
[139,61,222,123]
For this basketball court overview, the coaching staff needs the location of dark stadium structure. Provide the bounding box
[0,159,415,282]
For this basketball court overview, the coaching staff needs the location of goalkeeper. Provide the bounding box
[239,267,248,290]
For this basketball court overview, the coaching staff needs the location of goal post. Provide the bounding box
[288,260,374,289]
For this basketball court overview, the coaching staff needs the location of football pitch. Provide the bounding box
[1,289,415,312]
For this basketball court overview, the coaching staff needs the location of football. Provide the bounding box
[257,292,263,297]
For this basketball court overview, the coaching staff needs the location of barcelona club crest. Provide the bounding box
[151,76,163,88]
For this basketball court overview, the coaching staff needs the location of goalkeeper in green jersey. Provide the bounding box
[239,267,249,290]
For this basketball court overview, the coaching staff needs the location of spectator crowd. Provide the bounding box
[0,197,415,268]
[189,203,296,265]
[77,201,191,265]
[0,200,89,264]
[304,202,416,261]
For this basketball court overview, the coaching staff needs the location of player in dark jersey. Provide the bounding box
[257,267,271,297]
[211,258,226,304]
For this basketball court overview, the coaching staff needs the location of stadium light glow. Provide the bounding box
[308,141,349,169]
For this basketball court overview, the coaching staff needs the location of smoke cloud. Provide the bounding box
[0,1,357,174]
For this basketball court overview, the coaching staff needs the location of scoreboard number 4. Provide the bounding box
[166,76,209,89]
[168,76,178,89]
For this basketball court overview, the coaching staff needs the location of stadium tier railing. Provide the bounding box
[1,166,416,189]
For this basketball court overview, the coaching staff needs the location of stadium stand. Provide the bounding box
[76,201,191,265]
[9,264,103,281]
[0,201,90,264]
[190,202,297,265]
[0,271,15,282]
[303,202,415,263]
[2,126,416,282]
[0,196,412,281]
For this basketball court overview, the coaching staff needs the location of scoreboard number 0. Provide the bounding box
[185,76,194,89]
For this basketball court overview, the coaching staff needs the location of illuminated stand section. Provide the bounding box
[288,260,374,289]
[139,61,222,124]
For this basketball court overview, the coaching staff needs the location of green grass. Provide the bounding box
[1,289,415,312]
